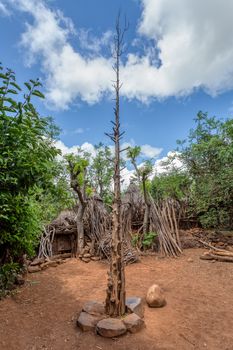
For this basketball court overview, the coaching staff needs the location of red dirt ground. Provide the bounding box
[0,248,233,350]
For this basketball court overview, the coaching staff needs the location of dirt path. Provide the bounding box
[0,248,233,350]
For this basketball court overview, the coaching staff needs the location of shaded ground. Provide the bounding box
[0,248,233,350]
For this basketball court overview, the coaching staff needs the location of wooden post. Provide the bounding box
[105,13,128,317]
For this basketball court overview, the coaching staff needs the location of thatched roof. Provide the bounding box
[51,209,77,227]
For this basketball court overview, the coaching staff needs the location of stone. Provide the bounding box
[30,258,44,266]
[123,313,144,333]
[82,258,90,263]
[83,253,91,258]
[216,242,225,247]
[28,265,41,273]
[40,261,57,269]
[126,297,144,318]
[187,258,193,262]
[77,312,104,332]
[40,262,49,270]
[146,284,166,308]
[15,275,25,285]
[96,318,127,338]
[91,256,101,261]
[83,301,105,316]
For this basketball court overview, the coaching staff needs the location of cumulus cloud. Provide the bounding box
[55,140,96,158]
[8,0,233,108]
[0,1,10,16]
[9,0,113,109]
[153,151,183,174]
[123,0,233,101]
[55,140,166,187]
[73,128,84,134]
[78,29,113,55]
[141,144,162,158]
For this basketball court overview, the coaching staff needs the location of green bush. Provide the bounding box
[142,232,157,248]
[0,263,20,298]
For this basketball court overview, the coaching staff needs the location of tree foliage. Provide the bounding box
[0,64,72,265]
[150,172,191,203]
[177,111,233,228]
[87,143,114,204]
[127,146,153,236]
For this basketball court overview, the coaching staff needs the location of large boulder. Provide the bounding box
[126,297,144,318]
[96,318,127,338]
[77,312,104,332]
[82,301,105,316]
[146,284,166,308]
[123,313,144,333]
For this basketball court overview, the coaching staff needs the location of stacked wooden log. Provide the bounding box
[200,240,233,262]
[150,197,182,257]
[99,235,139,265]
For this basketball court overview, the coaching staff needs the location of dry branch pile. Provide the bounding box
[121,184,144,237]
[99,234,139,265]
[199,240,233,262]
[150,197,182,257]
[121,186,182,257]
[38,196,138,264]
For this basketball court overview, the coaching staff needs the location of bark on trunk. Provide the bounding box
[76,204,86,255]
[105,15,126,317]
[142,179,151,237]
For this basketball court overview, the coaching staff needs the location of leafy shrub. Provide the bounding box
[0,263,20,298]
[142,232,157,248]
[132,233,140,247]
[0,64,73,266]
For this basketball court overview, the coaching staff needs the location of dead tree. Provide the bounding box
[105,13,128,317]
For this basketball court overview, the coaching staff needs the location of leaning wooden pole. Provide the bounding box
[105,14,128,317]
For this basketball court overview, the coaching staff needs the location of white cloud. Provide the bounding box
[153,151,183,175]
[55,140,96,158]
[78,29,113,54]
[9,0,113,109]
[55,140,166,188]
[8,0,233,108]
[141,144,162,158]
[0,1,10,16]
[73,128,84,134]
[127,0,233,100]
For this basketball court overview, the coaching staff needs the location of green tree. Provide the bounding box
[150,171,190,203]
[177,111,233,228]
[0,64,63,265]
[66,150,92,254]
[127,146,153,236]
[89,143,114,205]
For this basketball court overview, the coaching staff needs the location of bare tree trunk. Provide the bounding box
[76,203,86,255]
[69,161,87,256]
[142,179,151,237]
[105,14,128,317]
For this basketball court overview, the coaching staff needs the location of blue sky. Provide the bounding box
[1,0,233,168]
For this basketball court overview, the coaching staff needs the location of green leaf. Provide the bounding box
[7,89,18,95]
[2,106,16,112]
[0,73,8,80]
[10,82,22,91]
[32,90,45,99]
[24,82,31,91]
